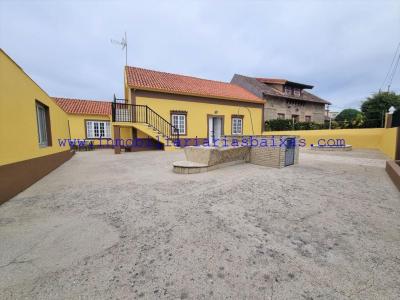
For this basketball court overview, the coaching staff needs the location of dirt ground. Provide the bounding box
[0,149,399,299]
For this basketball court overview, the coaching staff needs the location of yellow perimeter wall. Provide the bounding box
[380,127,397,159]
[135,95,264,138]
[263,128,398,159]
[0,50,70,166]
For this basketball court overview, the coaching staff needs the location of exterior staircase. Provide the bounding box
[111,99,180,150]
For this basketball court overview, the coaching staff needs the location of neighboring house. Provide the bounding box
[53,97,162,150]
[111,66,265,153]
[0,49,73,204]
[231,74,331,124]
[53,97,113,144]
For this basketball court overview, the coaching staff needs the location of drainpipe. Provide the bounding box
[237,105,255,135]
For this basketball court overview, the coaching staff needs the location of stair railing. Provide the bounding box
[111,101,180,143]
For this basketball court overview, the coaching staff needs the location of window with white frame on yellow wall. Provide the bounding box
[231,115,243,135]
[85,120,111,139]
[170,111,187,135]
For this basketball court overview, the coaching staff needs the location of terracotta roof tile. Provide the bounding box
[125,66,264,104]
[53,97,111,115]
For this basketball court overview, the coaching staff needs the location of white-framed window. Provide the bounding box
[284,86,292,95]
[36,102,49,147]
[305,115,311,122]
[293,88,301,97]
[277,113,285,120]
[232,117,243,135]
[171,114,186,135]
[86,121,111,138]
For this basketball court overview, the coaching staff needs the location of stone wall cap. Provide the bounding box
[173,161,208,168]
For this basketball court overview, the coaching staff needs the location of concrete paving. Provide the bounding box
[0,149,399,299]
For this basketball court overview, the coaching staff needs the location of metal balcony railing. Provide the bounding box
[111,98,180,142]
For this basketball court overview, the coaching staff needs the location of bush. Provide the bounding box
[264,119,293,131]
[334,111,366,128]
[294,121,322,130]
[264,117,374,131]
[264,119,326,131]
[328,120,340,129]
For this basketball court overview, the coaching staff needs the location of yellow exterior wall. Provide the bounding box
[0,50,70,166]
[263,128,398,159]
[120,127,132,140]
[379,127,397,159]
[67,114,111,145]
[135,95,263,138]
[67,114,134,145]
[124,72,131,103]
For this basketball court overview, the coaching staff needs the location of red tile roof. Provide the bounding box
[53,97,111,115]
[125,66,264,104]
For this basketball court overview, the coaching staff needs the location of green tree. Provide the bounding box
[361,92,400,128]
[335,109,362,123]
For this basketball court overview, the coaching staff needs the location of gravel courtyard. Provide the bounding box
[0,149,399,299]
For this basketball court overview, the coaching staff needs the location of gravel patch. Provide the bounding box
[0,149,399,299]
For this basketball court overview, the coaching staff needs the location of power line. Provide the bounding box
[388,46,400,92]
[380,40,400,92]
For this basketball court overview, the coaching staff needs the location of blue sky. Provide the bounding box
[1,0,399,111]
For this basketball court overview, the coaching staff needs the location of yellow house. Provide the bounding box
[53,66,265,153]
[112,66,265,153]
[0,49,73,204]
[53,97,114,146]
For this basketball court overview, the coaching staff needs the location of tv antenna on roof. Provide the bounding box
[111,32,128,66]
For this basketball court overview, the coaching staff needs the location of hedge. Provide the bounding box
[264,119,383,131]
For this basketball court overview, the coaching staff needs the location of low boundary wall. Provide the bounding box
[386,161,400,191]
[263,128,398,159]
[0,150,75,205]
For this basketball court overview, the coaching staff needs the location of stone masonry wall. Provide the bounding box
[264,97,326,124]
[223,135,300,168]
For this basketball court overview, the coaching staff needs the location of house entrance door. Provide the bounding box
[208,116,223,146]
